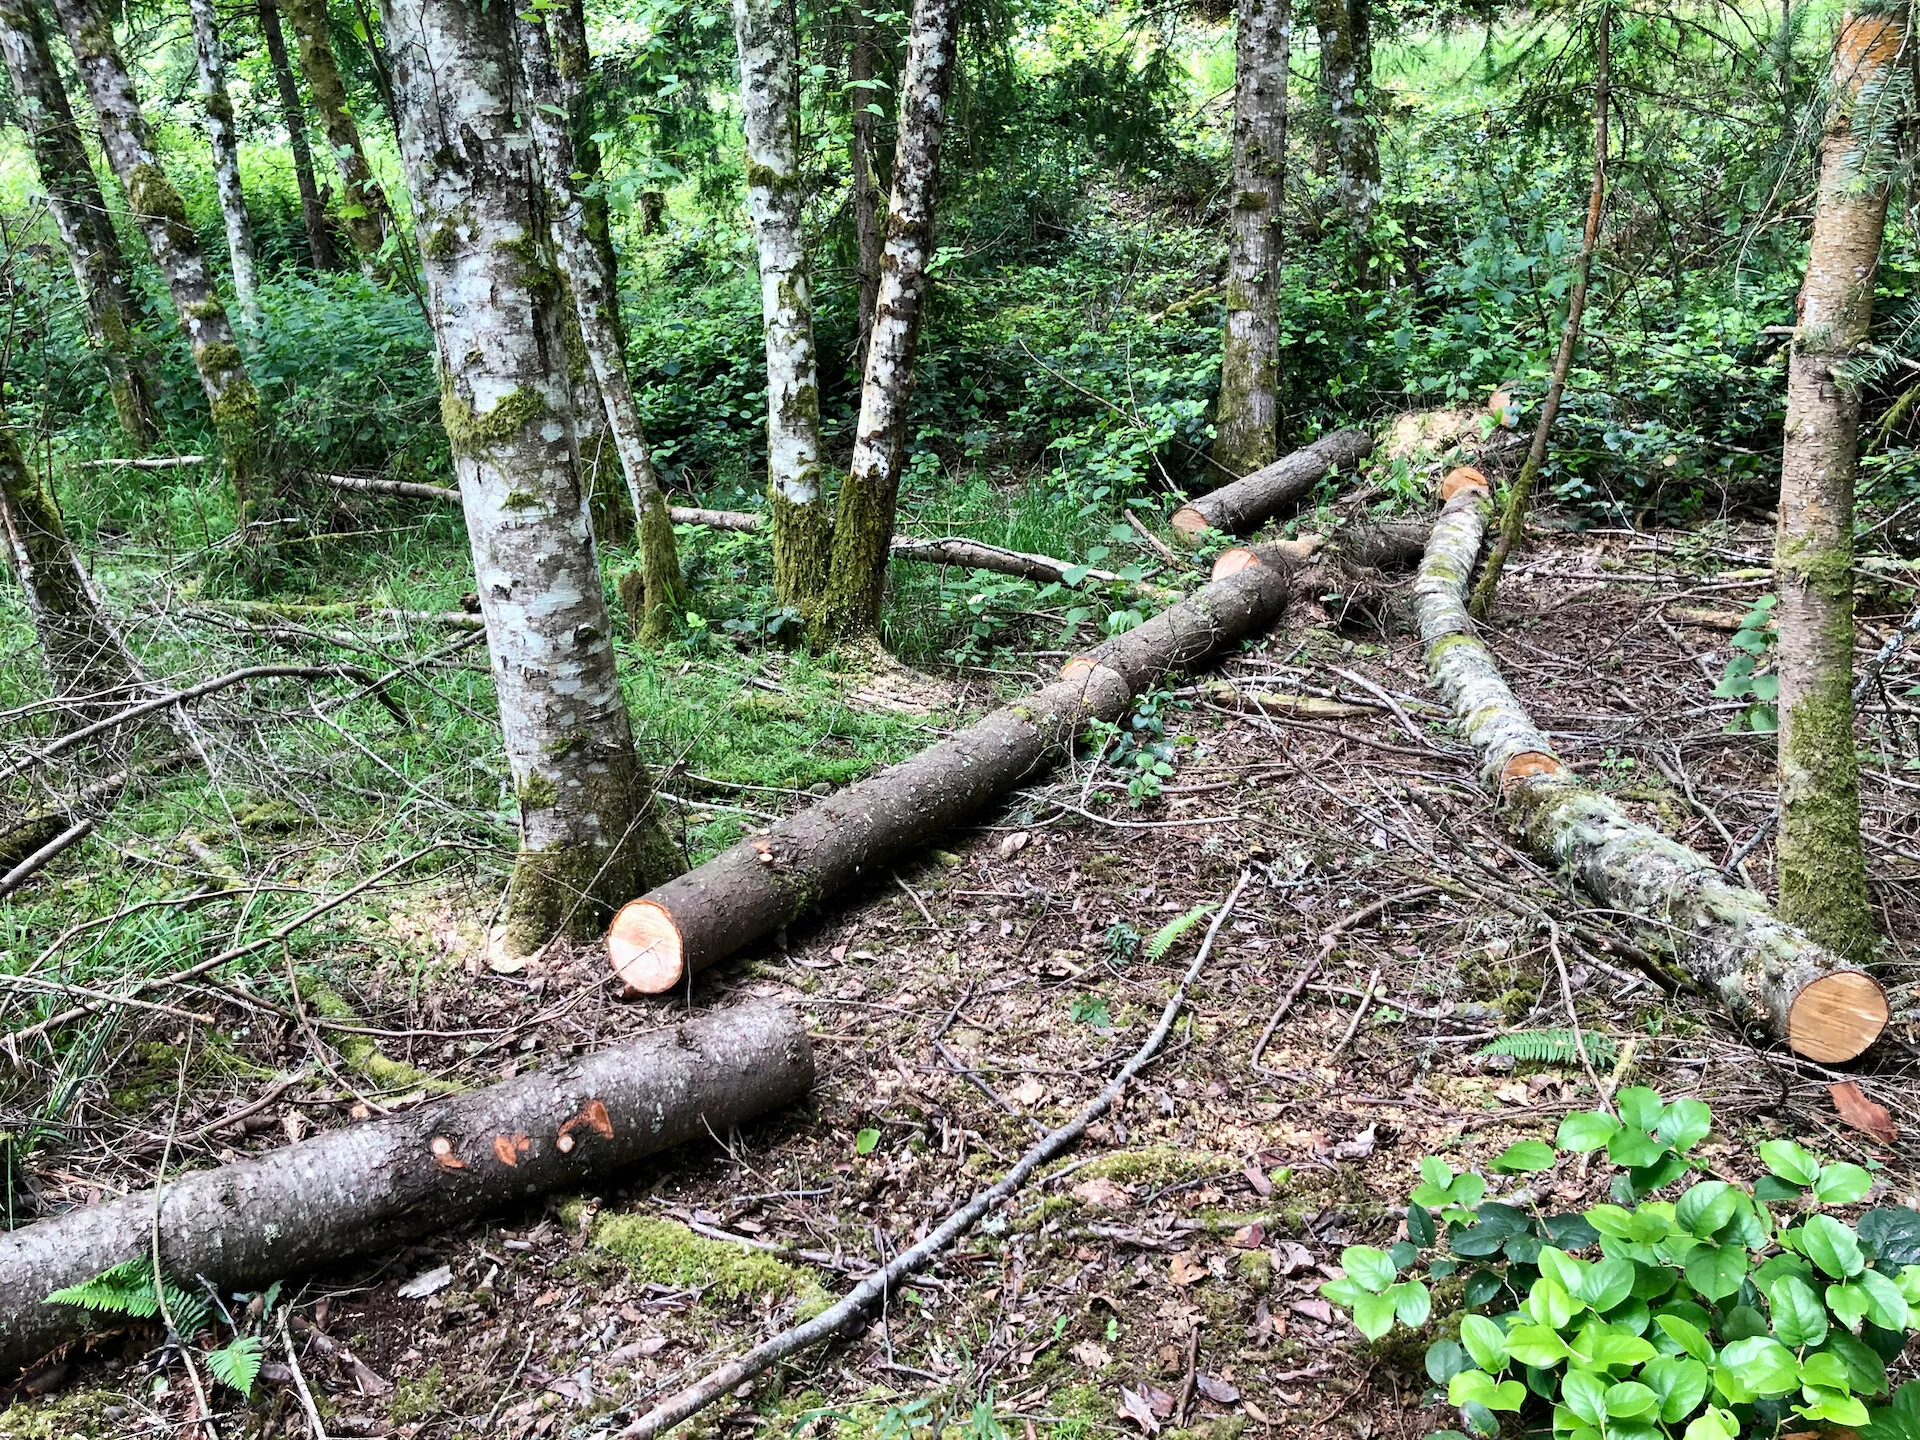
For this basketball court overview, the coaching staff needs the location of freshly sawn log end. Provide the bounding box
[1169,504,1208,538]
[1787,971,1890,1064]
[608,898,684,994]
[1212,536,1321,578]
[1440,466,1488,500]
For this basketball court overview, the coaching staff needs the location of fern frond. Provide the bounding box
[1145,903,1213,961]
[205,1336,264,1395]
[1477,1029,1618,1069]
[46,1255,210,1337]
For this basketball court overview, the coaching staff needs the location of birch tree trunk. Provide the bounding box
[258,0,338,273]
[516,11,685,638]
[848,7,884,372]
[282,0,397,270]
[1315,0,1376,277]
[50,0,262,518]
[1772,6,1904,960]
[735,0,831,615]
[1467,4,1609,620]
[0,410,143,722]
[0,0,154,448]
[815,0,959,642]
[1212,0,1288,480]
[379,0,678,952]
[187,0,260,327]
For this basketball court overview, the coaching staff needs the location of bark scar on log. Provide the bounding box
[492,1133,532,1166]
[429,1136,467,1169]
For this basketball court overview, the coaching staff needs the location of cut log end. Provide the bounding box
[1169,506,1207,540]
[1211,537,1321,579]
[1211,546,1260,578]
[1787,970,1890,1063]
[607,900,684,995]
[1059,655,1098,680]
[1440,466,1489,501]
[1498,751,1566,790]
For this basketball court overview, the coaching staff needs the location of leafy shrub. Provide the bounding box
[1712,596,1779,734]
[1319,1087,1920,1440]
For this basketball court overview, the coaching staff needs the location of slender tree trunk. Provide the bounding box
[848,5,884,372]
[50,0,261,519]
[0,0,154,448]
[379,0,678,953]
[1772,7,1903,960]
[1315,0,1377,277]
[1468,5,1610,619]
[814,0,959,642]
[0,412,143,721]
[187,0,260,326]
[281,0,395,270]
[735,0,831,616]
[516,10,685,638]
[259,0,337,272]
[1212,0,1288,480]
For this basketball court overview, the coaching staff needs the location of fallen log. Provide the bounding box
[1169,428,1373,541]
[1415,470,1887,1062]
[0,1001,811,1376]
[316,473,460,504]
[607,562,1294,993]
[76,455,207,471]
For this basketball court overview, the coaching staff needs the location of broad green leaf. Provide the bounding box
[1449,1370,1524,1412]
[1492,1141,1556,1174]
[1407,1204,1437,1247]
[1758,1139,1822,1186]
[1561,1369,1609,1426]
[1342,1245,1397,1293]
[1717,1336,1800,1397]
[1605,1382,1660,1420]
[1320,1276,1367,1307]
[1419,1156,1451,1186]
[1819,1330,1889,1397]
[1900,1265,1920,1306]
[1683,1244,1748,1301]
[1656,1313,1712,1363]
[1573,1322,1655,1370]
[1641,1355,1710,1424]
[1608,1128,1666,1168]
[1556,1112,1619,1153]
[1828,1280,1871,1331]
[1539,1247,1586,1294]
[1425,1340,1469,1384]
[1616,1087,1665,1132]
[1681,1407,1739,1440]
[1577,1258,1634,1314]
[1676,1181,1740,1238]
[1721,1303,1769,1341]
[1800,1386,1870,1427]
[1460,1314,1508,1373]
[1528,1275,1580,1329]
[1503,1324,1570,1368]
[1803,1215,1866,1278]
[1583,1204,1639,1239]
[1754,1251,1814,1297]
[856,1128,881,1155]
[1814,1162,1874,1206]
[1657,1099,1712,1152]
[1353,1291,1397,1339]
[1771,1274,1829,1347]
[1855,1269,1910,1331]
[1390,1280,1432,1328]
[1799,1353,1851,1391]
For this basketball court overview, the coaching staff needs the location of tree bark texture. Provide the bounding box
[1772,6,1901,960]
[608,560,1292,992]
[1174,426,1367,539]
[282,0,396,270]
[816,0,960,641]
[50,0,261,513]
[0,413,143,721]
[516,13,683,632]
[1416,475,1888,1063]
[0,0,154,447]
[1314,0,1376,269]
[1212,0,1289,479]
[735,0,832,616]
[1467,4,1609,620]
[380,0,677,952]
[0,1003,813,1377]
[187,0,260,325]
[848,4,884,372]
[258,0,337,272]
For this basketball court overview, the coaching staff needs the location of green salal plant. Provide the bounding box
[1318,1088,1920,1440]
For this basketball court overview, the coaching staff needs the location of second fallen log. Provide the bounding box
[0,1002,812,1376]
[1170,428,1373,541]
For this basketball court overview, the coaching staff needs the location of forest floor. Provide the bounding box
[4,519,1919,1440]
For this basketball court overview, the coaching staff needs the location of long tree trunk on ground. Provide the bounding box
[0,0,154,448]
[814,0,959,642]
[258,0,337,272]
[735,0,832,616]
[0,1003,812,1377]
[1315,0,1377,278]
[50,0,262,519]
[1212,0,1289,480]
[380,0,678,953]
[516,13,684,636]
[1171,427,1370,540]
[0,413,143,722]
[1416,470,1888,1062]
[609,556,1295,992]
[848,4,884,372]
[1467,4,1609,620]
[187,0,260,326]
[282,0,396,271]
[1772,6,1903,960]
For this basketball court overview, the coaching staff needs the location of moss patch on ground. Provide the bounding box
[591,1213,832,1316]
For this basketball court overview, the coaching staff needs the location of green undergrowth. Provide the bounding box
[588,1212,833,1317]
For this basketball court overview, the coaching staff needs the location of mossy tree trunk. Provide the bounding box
[735,0,831,617]
[0,407,144,722]
[50,0,261,518]
[517,11,684,641]
[1211,0,1288,481]
[1314,0,1376,279]
[380,0,678,953]
[1467,3,1609,620]
[187,0,260,327]
[848,4,884,373]
[282,0,398,273]
[0,0,154,448]
[1772,5,1905,960]
[815,0,959,643]
[258,0,338,273]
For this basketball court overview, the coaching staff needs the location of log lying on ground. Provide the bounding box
[318,473,460,503]
[0,1002,811,1376]
[1169,428,1373,541]
[1415,472,1888,1062]
[608,562,1295,993]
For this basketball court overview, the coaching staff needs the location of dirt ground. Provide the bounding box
[5,522,1918,1440]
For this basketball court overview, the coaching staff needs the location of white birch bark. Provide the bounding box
[818,0,960,639]
[378,0,675,951]
[1414,476,1887,1063]
[187,0,260,326]
[734,0,830,612]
